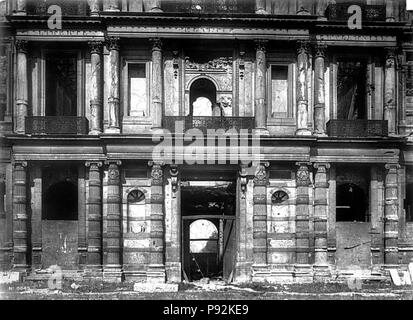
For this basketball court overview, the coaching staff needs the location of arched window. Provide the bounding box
[189,78,218,116]
[189,219,218,254]
[336,183,368,222]
[43,180,78,220]
[127,189,145,204]
[272,190,289,204]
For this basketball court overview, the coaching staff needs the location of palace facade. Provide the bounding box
[0,0,413,283]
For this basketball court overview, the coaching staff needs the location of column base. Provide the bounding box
[255,9,268,15]
[313,265,331,281]
[253,128,269,136]
[165,262,181,283]
[294,264,313,283]
[103,265,123,282]
[104,127,120,134]
[295,128,312,136]
[147,264,166,283]
[89,130,102,136]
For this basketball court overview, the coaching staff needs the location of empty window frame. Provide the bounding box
[269,64,293,119]
[127,62,148,117]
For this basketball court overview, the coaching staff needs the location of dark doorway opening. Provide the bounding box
[189,78,217,116]
[43,180,78,220]
[336,183,368,222]
[181,182,236,282]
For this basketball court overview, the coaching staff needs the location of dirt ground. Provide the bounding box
[1,279,412,300]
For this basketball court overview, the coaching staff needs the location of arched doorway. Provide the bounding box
[189,78,218,116]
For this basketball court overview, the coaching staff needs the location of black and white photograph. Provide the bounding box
[0,0,413,309]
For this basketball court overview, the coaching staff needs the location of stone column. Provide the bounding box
[386,0,396,22]
[313,44,327,136]
[106,37,120,134]
[255,0,267,14]
[253,163,268,266]
[89,41,104,135]
[85,161,103,274]
[384,164,400,265]
[148,161,165,283]
[88,0,100,16]
[151,39,163,130]
[16,0,26,15]
[254,40,268,134]
[103,0,120,11]
[12,161,28,272]
[103,160,122,281]
[295,162,312,280]
[296,41,311,136]
[15,40,28,134]
[384,47,397,135]
[313,163,330,279]
[0,173,5,270]
[296,0,310,15]
[147,0,163,12]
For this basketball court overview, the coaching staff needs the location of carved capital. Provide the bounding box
[105,160,122,184]
[13,160,28,169]
[296,40,310,56]
[106,37,120,51]
[150,38,163,51]
[253,162,269,186]
[255,40,268,53]
[314,162,330,173]
[15,40,28,54]
[88,41,103,55]
[385,47,397,68]
[296,162,311,186]
[385,163,400,172]
[314,43,327,58]
[85,161,103,170]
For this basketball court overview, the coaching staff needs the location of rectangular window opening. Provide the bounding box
[271,65,289,118]
[128,63,147,117]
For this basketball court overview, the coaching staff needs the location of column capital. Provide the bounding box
[150,38,163,51]
[385,163,401,171]
[296,162,311,186]
[385,47,397,65]
[314,162,330,172]
[104,160,122,167]
[314,43,328,58]
[13,160,28,168]
[254,40,268,53]
[296,40,310,55]
[85,161,103,169]
[253,162,269,186]
[15,40,28,54]
[149,161,164,185]
[88,41,104,54]
[106,37,120,51]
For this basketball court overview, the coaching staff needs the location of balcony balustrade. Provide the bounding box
[25,116,89,135]
[326,120,388,138]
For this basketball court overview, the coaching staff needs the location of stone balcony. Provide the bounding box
[326,120,388,138]
[25,116,89,135]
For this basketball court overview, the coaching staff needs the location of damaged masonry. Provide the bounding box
[0,0,413,286]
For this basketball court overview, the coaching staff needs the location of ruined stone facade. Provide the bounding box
[0,0,413,283]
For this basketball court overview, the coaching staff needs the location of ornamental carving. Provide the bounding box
[149,162,164,185]
[314,44,327,58]
[150,38,163,51]
[185,56,232,73]
[88,41,103,55]
[296,163,311,186]
[296,41,310,56]
[106,37,120,51]
[253,163,269,186]
[15,40,28,54]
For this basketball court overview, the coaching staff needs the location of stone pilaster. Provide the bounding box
[254,40,268,134]
[106,37,120,134]
[85,161,103,274]
[12,161,29,272]
[151,39,163,130]
[384,164,400,265]
[15,40,28,134]
[89,41,104,135]
[103,160,122,281]
[255,0,267,14]
[148,161,166,283]
[88,0,100,16]
[252,162,268,267]
[16,0,26,15]
[30,167,42,270]
[296,41,311,136]
[103,0,120,11]
[313,44,327,136]
[295,162,312,281]
[384,47,397,135]
[313,163,330,279]
[0,173,5,270]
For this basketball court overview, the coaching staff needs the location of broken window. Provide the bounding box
[337,59,367,120]
[45,53,77,117]
[128,63,147,117]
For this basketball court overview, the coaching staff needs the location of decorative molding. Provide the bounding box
[185,56,232,73]
[88,41,103,55]
[253,162,269,186]
[15,40,28,54]
[106,37,120,51]
[314,43,327,58]
[85,161,103,169]
[169,165,179,194]
[150,38,162,51]
[296,40,310,55]
[105,160,122,184]
[296,162,311,186]
[149,161,164,185]
[255,39,268,53]
[172,50,179,80]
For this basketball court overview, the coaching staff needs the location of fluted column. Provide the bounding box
[254,40,268,133]
[384,164,400,265]
[16,0,26,15]
[314,44,327,136]
[106,37,120,134]
[296,41,311,136]
[253,162,268,266]
[384,47,397,135]
[103,0,120,11]
[313,163,330,278]
[295,162,312,280]
[85,161,103,273]
[103,160,122,281]
[255,0,267,14]
[150,39,163,130]
[12,161,29,272]
[148,161,166,283]
[89,41,103,135]
[88,0,100,15]
[15,40,28,134]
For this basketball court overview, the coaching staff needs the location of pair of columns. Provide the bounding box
[88,38,163,135]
